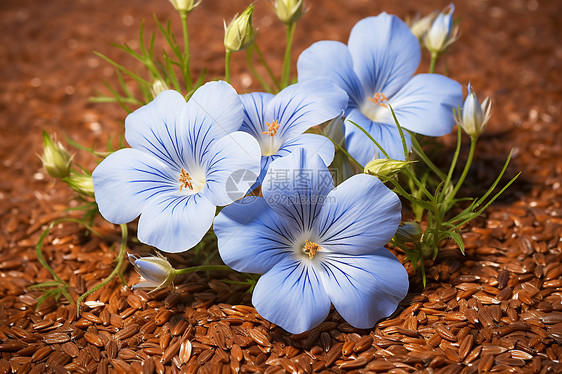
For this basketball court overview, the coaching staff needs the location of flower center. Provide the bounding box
[179,168,193,192]
[178,168,205,194]
[303,240,321,260]
[262,120,280,136]
[260,119,282,156]
[361,92,391,122]
[368,92,389,108]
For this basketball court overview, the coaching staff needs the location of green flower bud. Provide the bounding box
[40,131,72,179]
[395,222,423,243]
[168,0,202,14]
[273,0,304,24]
[64,172,95,198]
[128,253,177,292]
[224,5,257,53]
[364,158,413,179]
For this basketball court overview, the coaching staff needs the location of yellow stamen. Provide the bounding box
[179,168,193,192]
[262,120,280,136]
[368,92,389,108]
[304,240,321,260]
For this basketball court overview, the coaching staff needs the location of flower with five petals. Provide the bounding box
[214,149,409,333]
[93,82,261,252]
[298,12,463,165]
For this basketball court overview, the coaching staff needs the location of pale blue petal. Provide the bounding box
[124,90,187,170]
[201,131,261,206]
[297,41,364,105]
[344,108,411,165]
[137,193,215,253]
[239,92,275,140]
[265,80,348,141]
[318,250,409,329]
[215,197,297,273]
[348,14,420,99]
[92,148,177,224]
[390,74,463,136]
[184,80,245,139]
[277,133,335,167]
[315,173,401,255]
[252,259,331,334]
[262,149,333,231]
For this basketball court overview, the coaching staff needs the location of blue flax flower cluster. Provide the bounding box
[93,11,462,333]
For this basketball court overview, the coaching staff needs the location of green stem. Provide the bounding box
[410,135,447,180]
[440,126,463,207]
[429,52,438,74]
[254,43,279,91]
[76,224,128,317]
[246,46,272,93]
[448,136,477,204]
[281,22,296,88]
[174,265,232,275]
[180,12,192,91]
[225,51,232,83]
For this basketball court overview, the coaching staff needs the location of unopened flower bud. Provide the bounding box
[128,254,176,292]
[424,4,458,54]
[455,83,492,139]
[224,5,256,53]
[150,80,168,99]
[168,0,202,14]
[395,222,423,243]
[364,158,412,179]
[64,172,95,198]
[40,131,72,179]
[273,0,304,25]
[408,11,437,40]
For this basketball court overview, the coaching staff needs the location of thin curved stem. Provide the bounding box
[254,42,279,91]
[180,12,192,91]
[281,22,296,88]
[76,224,128,317]
[174,265,232,275]
[246,46,272,93]
[448,136,477,204]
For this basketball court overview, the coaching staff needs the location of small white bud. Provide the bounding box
[424,4,458,54]
[408,12,437,40]
[168,0,202,14]
[455,83,492,139]
[128,253,177,292]
[273,0,304,25]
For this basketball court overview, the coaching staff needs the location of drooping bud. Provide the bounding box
[273,0,304,25]
[40,131,73,179]
[224,5,257,53]
[168,0,202,14]
[424,4,458,54]
[395,222,423,243]
[64,172,95,198]
[364,158,413,179]
[407,11,437,40]
[454,83,492,139]
[128,253,177,292]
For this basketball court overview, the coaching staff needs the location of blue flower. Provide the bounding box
[214,149,408,333]
[93,82,261,252]
[239,79,348,185]
[297,12,463,165]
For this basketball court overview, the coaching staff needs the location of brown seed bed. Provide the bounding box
[1,0,561,373]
